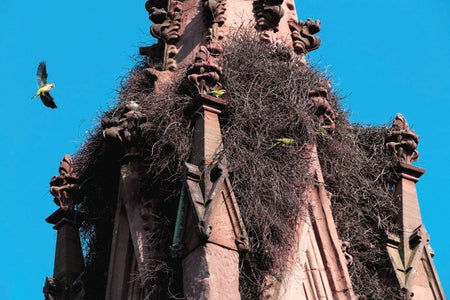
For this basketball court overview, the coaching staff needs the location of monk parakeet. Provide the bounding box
[32,62,57,108]
[208,89,226,98]
[320,126,329,138]
[269,138,294,150]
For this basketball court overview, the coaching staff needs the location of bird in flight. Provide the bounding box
[32,61,57,108]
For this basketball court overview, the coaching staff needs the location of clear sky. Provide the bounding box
[0,0,448,299]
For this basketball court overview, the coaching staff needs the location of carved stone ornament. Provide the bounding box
[308,84,336,135]
[184,161,249,252]
[288,18,321,55]
[385,113,419,164]
[203,0,227,55]
[43,276,60,300]
[254,0,285,32]
[145,0,182,22]
[102,101,146,145]
[187,46,223,94]
[150,12,181,44]
[143,0,182,70]
[49,154,79,211]
[400,288,414,300]
[203,0,226,26]
[340,240,354,266]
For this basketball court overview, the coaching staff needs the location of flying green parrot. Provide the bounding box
[32,61,57,108]
[269,137,294,150]
[208,89,226,98]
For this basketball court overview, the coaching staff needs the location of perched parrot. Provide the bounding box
[32,61,57,108]
[208,89,226,98]
[319,126,329,138]
[269,138,294,150]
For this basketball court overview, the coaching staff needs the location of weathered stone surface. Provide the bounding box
[387,160,445,300]
[268,143,356,299]
[183,243,240,300]
[181,94,247,299]
[140,0,313,73]
[45,209,85,300]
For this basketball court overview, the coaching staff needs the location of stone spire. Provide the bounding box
[138,1,324,299]
[386,114,445,300]
[140,0,321,81]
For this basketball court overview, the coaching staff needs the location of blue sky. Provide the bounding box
[0,0,448,299]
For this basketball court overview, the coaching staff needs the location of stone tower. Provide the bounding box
[43,1,445,299]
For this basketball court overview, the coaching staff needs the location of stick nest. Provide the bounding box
[71,31,400,299]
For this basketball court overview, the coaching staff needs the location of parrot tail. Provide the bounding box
[268,142,280,150]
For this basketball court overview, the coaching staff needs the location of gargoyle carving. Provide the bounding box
[203,0,226,26]
[187,46,222,94]
[145,0,169,18]
[148,7,168,24]
[49,154,79,210]
[288,18,321,55]
[150,12,181,44]
[254,0,285,32]
[385,113,419,164]
[102,101,146,145]
[203,0,226,54]
[144,0,181,70]
[207,27,225,55]
[308,85,336,135]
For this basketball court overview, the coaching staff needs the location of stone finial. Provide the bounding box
[102,101,146,145]
[50,154,79,210]
[289,18,321,55]
[308,84,336,136]
[187,46,223,94]
[386,113,419,164]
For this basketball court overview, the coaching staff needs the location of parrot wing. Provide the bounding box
[40,92,57,109]
[268,142,279,150]
[37,61,48,88]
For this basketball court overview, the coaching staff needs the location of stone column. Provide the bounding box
[44,210,85,300]
[44,155,85,300]
[386,113,445,300]
[181,94,248,300]
[101,101,152,299]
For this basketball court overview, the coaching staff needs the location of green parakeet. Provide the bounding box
[32,62,57,108]
[320,126,329,138]
[269,138,294,150]
[208,89,226,98]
